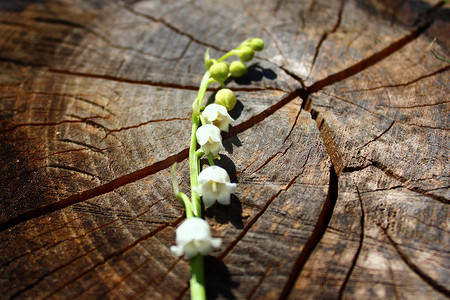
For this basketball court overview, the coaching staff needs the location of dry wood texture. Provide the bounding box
[0,0,448,299]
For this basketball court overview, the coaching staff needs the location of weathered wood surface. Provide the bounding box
[0,0,448,299]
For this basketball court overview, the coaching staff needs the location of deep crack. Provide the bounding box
[279,165,339,299]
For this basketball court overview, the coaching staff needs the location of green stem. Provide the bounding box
[217,49,239,62]
[431,49,450,63]
[199,115,207,126]
[207,153,215,165]
[176,192,194,219]
[189,255,206,300]
[187,66,219,300]
[193,71,213,113]
[189,117,202,218]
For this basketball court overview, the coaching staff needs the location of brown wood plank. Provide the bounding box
[0,0,448,299]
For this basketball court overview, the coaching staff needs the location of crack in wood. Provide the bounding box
[238,145,295,181]
[175,151,313,299]
[240,0,292,70]
[279,165,339,299]
[122,5,226,53]
[35,146,120,161]
[342,65,450,93]
[34,16,190,62]
[2,194,172,286]
[341,164,372,173]
[0,116,107,134]
[2,61,286,93]
[47,164,101,180]
[371,161,449,205]
[308,0,346,76]
[0,85,303,231]
[279,65,306,89]
[283,107,302,144]
[73,204,176,299]
[250,151,283,176]
[318,91,388,118]
[42,217,184,299]
[1,91,116,116]
[356,120,396,150]
[381,227,450,297]
[246,264,274,299]
[309,108,345,175]
[225,88,305,139]
[273,0,285,13]
[378,100,450,110]
[215,150,311,263]
[412,1,447,28]
[337,184,365,299]
[359,185,404,193]
[0,148,188,232]
[104,117,190,137]
[308,0,318,13]
[57,139,104,153]
[47,68,203,90]
[306,20,433,94]
[400,123,449,131]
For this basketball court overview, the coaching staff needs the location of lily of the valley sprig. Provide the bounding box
[170,38,264,300]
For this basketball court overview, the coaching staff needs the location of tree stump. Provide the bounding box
[0,0,448,299]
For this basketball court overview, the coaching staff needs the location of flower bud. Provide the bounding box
[250,38,264,51]
[238,46,254,62]
[214,89,237,111]
[229,61,247,78]
[209,62,229,83]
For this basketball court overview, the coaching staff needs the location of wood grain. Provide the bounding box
[0,0,448,299]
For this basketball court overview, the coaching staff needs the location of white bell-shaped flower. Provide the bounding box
[202,104,234,132]
[193,165,237,208]
[170,217,222,259]
[196,124,224,157]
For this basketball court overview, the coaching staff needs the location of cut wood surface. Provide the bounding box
[0,0,448,299]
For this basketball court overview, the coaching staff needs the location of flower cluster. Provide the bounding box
[169,38,264,300]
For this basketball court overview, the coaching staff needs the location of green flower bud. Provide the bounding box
[229,61,247,77]
[250,38,264,51]
[209,62,229,82]
[238,46,254,62]
[215,88,236,111]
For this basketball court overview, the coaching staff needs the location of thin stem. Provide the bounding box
[199,115,207,126]
[176,192,194,218]
[193,71,212,114]
[189,117,202,218]
[189,71,214,218]
[189,255,206,300]
[217,49,239,62]
[207,154,215,165]
[186,70,215,300]
[431,49,450,63]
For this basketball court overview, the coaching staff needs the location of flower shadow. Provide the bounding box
[205,195,243,229]
[205,256,240,299]
[232,62,277,85]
